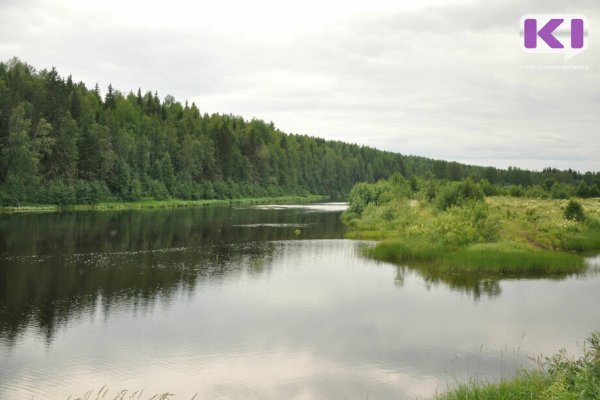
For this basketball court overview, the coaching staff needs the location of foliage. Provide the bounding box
[0,59,411,205]
[1,59,599,206]
[428,202,500,246]
[436,179,484,211]
[343,174,600,273]
[564,199,585,222]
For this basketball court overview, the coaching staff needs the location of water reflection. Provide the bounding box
[0,205,345,257]
[390,263,583,301]
[0,242,278,346]
[0,206,345,346]
[1,206,600,400]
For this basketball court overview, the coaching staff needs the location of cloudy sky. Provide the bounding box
[1,0,599,171]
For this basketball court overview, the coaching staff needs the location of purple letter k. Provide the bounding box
[524,18,564,49]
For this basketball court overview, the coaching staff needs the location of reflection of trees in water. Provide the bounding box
[0,207,345,347]
[0,242,277,347]
[392,263,575,301]
[0,207,345,257]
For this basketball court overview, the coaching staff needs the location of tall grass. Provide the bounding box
[560,228,600,253]
[443,243,585,274]
[436,332,600,400]
[437,371,549,400]
[366,240,585,274]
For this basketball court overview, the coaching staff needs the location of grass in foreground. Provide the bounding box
[436,332,600,400]
[0,195,329,214]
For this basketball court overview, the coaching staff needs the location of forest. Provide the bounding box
[0,57,599,206]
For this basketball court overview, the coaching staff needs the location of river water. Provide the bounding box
[0,203,599,399]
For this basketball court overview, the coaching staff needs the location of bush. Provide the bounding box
[147,180,169,200]
[75,180,110,204]
[348,182,376,215]
[436,179,484,211]
[479,179,498,196]
[564,200,585,222]
[44,180,76,205]
[509,185,524,197]
[551,184,571,199]
[429,202,499,246]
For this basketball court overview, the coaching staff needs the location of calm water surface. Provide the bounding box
[1,203,599,399]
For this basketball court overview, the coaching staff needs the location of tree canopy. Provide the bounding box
[0,58,598,206]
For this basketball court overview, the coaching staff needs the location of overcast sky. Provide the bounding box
[1,0,598,172]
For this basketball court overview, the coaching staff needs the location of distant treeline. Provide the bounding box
[0,58,598,206]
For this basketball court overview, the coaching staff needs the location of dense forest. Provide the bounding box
[0,58,599,206]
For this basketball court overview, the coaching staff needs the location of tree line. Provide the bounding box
[0,58,598,206]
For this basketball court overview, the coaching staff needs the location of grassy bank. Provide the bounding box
[367,240,585,274]
[344,176,600,274]
[436,332,600,399]
[0,194,329,214]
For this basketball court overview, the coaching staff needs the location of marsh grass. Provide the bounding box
[437,371,550,400]
[367,240,585,274]
[436,332,600,400]
[559,229,600,253]
[443,243,585,274]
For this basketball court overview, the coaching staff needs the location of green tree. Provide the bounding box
[1,103,44,203]
[78,123,115,181]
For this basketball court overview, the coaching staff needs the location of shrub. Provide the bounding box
[479,179,498,196]
[551,184,572,199]
[436,179,484,211]
[348,182,376,215]
[429,202,499,246]
[75,180,110,204]
[147,180,169,200]
[44,180,76,206]
[509,185,524,197]
[564,200,584,222]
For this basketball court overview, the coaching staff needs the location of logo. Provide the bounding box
[520,14,588,60]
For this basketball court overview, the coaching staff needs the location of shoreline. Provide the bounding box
[342,191,600,275]
[0,195,331,214]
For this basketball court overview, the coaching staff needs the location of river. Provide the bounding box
[1,203,599,399]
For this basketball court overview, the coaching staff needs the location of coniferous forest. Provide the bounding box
[0,58,599,206]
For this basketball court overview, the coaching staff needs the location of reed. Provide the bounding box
[436,332,600,399]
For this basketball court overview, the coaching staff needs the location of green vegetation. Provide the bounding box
[0,58,412,205]
[0,194,327,214]
[565,199,585,222]
[368,240,584,274]
[1,58,600,207]
[436,332,600,399]
[344,174,600,273]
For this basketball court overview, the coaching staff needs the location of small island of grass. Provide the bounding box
[343,174,600,274]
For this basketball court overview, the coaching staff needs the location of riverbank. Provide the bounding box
[343,177,600,274]
[436,332,600,399]
[0,194,330,214]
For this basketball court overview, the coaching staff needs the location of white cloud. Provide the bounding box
[0,0,598,171]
